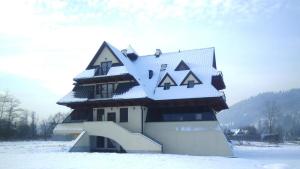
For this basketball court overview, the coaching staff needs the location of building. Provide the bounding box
[53,41,233,156]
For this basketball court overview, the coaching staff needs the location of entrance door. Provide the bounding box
[107,112,116,122]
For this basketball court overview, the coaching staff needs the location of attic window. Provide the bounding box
[158,73,177,88]
[187,80,195,88]
[163,83,170,90]
[175,60,190,71]
[180,71,202,86]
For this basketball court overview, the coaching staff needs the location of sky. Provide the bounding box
[0,0,299,119]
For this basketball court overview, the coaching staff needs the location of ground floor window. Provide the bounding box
[107,112,116,122]
[96,109,104,121]
[96,136,105,148]
[120,108,128,122]
[146,106,216,122]
[107,139,116,148]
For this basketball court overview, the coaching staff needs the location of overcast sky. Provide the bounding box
[0,0,299,119]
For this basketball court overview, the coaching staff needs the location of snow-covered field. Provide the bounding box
[0,141,299,169]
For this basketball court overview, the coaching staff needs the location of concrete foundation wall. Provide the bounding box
[144,121,233,156]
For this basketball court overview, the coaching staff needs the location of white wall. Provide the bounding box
[144,121,233,156]
[93,106,143,133]
[93,46,120,66]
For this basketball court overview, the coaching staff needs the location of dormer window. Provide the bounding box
[187,80,195,88]
[175,60,190,71]
[158,73,177,89]
[180,71,202,87]
[164,83,171,90]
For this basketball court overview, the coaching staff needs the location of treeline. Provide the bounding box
[0,92,66,140]
[223,101,300,142]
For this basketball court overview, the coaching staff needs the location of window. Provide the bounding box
[95,61,112,75]
[107,112,116,122]
[187,80,195,88]
[97,109,104,121]
[107,139,116,148]
[175,60,190,71]
[195,114,202,120]
[101,61,112,75]
[95,83,115,98]
[120,108,128,122]
[96,136,105,148]
[164,83,170,90]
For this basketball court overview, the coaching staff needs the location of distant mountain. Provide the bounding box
[217,88,300,128]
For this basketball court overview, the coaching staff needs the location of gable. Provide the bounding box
[158,73,177,87]
[180,71,202,85]
[93,46,121,66]
[175,60,190,71]
[87,42,123,69]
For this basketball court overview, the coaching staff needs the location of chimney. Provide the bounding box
[155,49,162,57]
[121,49,127,56]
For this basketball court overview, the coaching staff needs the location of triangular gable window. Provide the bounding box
[86,42,124,69]
[158,73,177,88]
[180,71,202,87]
[175,60,190,71]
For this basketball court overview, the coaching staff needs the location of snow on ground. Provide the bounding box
[0,141,299,169]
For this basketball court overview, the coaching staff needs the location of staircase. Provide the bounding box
[54,121,162,153]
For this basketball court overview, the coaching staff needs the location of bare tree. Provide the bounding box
[30,111,37,139]
[40,119,51,140]
[0,92,9,120]
[39,112,67,140]
[264,100,280,134]
[6,94,22,123]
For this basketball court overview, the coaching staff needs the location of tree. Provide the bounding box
[39,112,67,140]
[40,119,51,140]
[0,92,9,119]
[264,100,280,134]
[30,111,37,139]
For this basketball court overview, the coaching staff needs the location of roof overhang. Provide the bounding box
[74,73,136,84]
[58,96,227,112]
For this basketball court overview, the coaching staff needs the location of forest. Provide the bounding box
[0,92,66,140]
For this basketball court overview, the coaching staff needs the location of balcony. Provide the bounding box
[212,71,225,90]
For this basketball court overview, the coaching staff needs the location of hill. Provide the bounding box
[217,88,300,128]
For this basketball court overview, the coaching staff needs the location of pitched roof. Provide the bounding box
[58,42,225,104]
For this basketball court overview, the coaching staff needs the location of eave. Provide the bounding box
[57,96,228,112]
[74,73,136,84]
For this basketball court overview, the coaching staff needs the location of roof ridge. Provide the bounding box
[140,47,215,57]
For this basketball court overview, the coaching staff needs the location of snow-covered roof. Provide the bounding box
[58,42,225,104]
[74,66,129,80]
[58,91,88,103]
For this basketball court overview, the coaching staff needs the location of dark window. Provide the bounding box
[97,109,104,121]
[95,61,112,75]
[95,83,115,98]
[107,138,116,148]
[195,113,202,120]
[96,136,105,148]
[107,112,116,122]
[120,108,128,122]
[146,106,217,122]
[163,83,170,90]
[187,80,195,88]
[175,61,190,71]
[101,61,112,75]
